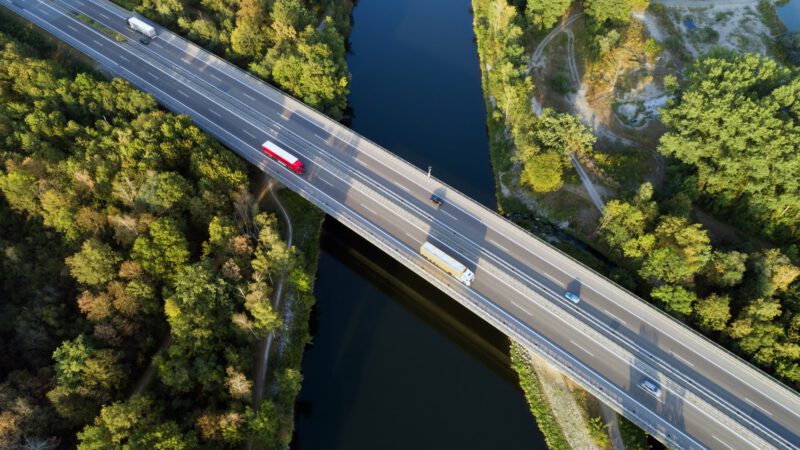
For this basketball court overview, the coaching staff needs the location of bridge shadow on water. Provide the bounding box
[293,219,547,450]
[313,218,518,380]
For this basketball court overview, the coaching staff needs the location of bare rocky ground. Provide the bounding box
[509,2,782,446]
[522,347,606,450]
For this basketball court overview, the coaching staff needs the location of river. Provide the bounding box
[292,0,547,449]
[778,0,800,32]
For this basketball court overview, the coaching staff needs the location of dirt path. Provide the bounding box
[571,154,605,212]
[129,334,172,398]
[252,180,294,408]
[529,14,609,212]
[528,13,584,73]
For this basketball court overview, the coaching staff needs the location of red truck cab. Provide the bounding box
[262,140,305,175]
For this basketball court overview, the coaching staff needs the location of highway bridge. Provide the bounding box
[3,0,800,447]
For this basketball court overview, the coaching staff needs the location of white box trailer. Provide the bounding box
[128,17,156,38]
[420,242,474,286]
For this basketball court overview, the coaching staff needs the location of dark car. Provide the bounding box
[430,194,443,207]
[139,37,151,45]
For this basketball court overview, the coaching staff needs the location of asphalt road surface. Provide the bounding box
[3,0,799,448]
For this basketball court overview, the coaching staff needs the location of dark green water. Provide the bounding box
[293,0,547,449]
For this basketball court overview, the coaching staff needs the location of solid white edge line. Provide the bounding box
[441,209,458,221]
[489,239,510,254]
[569,339,594,357]
[32,3,793,445]
[603,309,628,326]
[745,398,774,417]
[511,301,533,316]
[359,203,377,216]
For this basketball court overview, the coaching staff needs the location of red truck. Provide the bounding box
[262,140,305,175]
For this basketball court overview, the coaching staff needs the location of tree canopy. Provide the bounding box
[0,21,320,448]
[659,52,800,242]
[525,0,571,31]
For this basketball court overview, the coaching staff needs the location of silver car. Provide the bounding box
[564,291,580,304]
[641,378,662,397]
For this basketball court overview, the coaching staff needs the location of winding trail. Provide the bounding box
[529,13,607,212]
[252,180,294,408]
[529,10,670,212]
[528,13,584,73]
[129,334,172,398]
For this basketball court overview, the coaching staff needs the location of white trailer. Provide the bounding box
[127,17,156,38]
[420,242,474,286]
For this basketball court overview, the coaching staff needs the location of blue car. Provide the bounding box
[564,291,580,304]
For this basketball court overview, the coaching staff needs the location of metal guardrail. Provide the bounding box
[39,0,800,409]
[3,1,795,447]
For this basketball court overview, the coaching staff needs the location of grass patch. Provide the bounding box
[74,12,127,42]
[268,189,325,447]
[619,415,652,450]
[593,146,650,193]
[648,3,691,61]
[510,342,571,450]
[588,416,611,448]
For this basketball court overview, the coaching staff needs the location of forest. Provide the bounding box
[0,5,323,448]
[600,50,800,386]
[475,0,800,391]
[119,0,352,119]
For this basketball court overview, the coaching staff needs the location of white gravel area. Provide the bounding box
[525,348,603,450]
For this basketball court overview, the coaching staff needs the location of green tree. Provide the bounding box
[0,169,39,216]
[519,153,564,193]
[77,396,195,449]
[599,200,654,258]
[48,335,125,423]
[693,293,731,332]
[134,171,192,214]
[51,335,124,398]
[651,284,697,316]
[702,250,747,288]
[639,216,712,285]
[659,53,800,241]
[533,110,596,156]
[268,25,350,118]
[729,298,785,367]
[65,239,122,287]
[269,0,312,43]
[131,217,189,280]
[230,0,268,59]
[525,0,571,31]
[159,264,233,392]
[748,249,800,298]
[584,0,636,24]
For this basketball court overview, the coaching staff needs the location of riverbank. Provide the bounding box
[262,187,325,446]
[470,0,622,446]
[294,0,547,448]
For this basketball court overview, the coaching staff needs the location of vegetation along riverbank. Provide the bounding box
[473,0,800,447]
[0,0,351,445]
